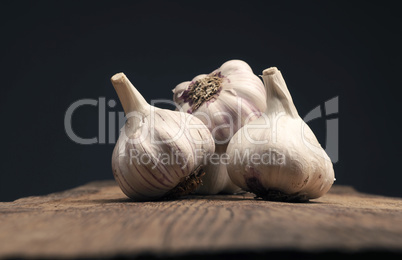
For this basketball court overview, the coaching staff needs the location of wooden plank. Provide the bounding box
[0,181,401,259]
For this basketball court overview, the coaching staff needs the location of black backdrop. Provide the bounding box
[1,1,401,201]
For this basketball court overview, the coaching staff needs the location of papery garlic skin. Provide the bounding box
[226,67,334,201]
[172,60,266,195]
[111,73,215,201]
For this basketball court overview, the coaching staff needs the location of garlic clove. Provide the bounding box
[111,73,215,201]
[226,67,335,202]
[195,144,242,195]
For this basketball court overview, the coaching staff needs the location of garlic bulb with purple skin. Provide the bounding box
[172,60,267,194]
[226,67,335,202]
[111,73,215,201]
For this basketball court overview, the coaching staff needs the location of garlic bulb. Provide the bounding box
[226,67,335,202]
[173,60,266,144]
[111,73,215,201]
[172,60,267,194]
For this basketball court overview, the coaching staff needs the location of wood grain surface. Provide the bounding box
[0,181,401,259]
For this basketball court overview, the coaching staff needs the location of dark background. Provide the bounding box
[1,1,401,201]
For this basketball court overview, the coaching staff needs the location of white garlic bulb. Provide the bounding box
[172,60,267,194]
[111,73,215,201]
[173,60,266,144]
[226,67,335,202]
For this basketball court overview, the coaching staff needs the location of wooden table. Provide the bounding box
[0,181,401,259]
